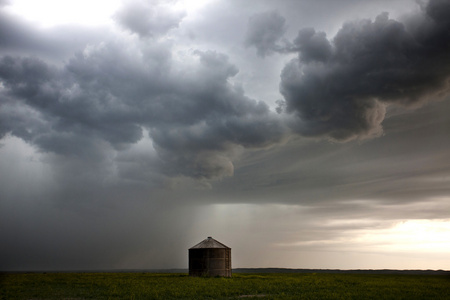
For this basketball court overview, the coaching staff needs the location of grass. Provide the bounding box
[1,272,450,299]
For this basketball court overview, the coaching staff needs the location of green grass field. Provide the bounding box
[1,272,450,299]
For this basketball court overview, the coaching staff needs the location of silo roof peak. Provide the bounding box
[190,237,230,249]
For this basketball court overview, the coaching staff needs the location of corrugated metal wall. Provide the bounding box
[189,248,232,277]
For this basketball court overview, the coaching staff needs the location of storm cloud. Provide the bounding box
[278,0,450,140]
[1,0,449,184]
[0,30,285,180]
[245,10,288,57]
[114,0,186,38]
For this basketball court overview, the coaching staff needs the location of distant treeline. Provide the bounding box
[3,268,449,275]
[233,268,450,275]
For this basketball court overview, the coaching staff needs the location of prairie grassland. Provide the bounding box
[1,272,450,299]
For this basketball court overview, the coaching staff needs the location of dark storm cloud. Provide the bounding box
[245,10,288,57]
[2,0,449,183]
[278,0,450,141]
[0,32,285,180]
[0,52,144,158]
[149,50,285,179]
[0,11,57,56]
[293,28,332,63]
[114,0,186,38]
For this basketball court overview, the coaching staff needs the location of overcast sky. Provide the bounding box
[1,0,450,271]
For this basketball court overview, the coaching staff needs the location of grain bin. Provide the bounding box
[189,237,231,277]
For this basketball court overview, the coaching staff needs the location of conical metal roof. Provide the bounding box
[189,237,230,249]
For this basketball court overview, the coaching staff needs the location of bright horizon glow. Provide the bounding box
[275,218,450,255]
[371,219,450,253]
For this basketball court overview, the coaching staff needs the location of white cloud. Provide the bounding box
[5,0,121,27]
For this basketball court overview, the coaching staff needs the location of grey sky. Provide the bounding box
[1,0,450,271]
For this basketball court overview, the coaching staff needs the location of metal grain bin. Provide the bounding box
[189,237,231,277]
